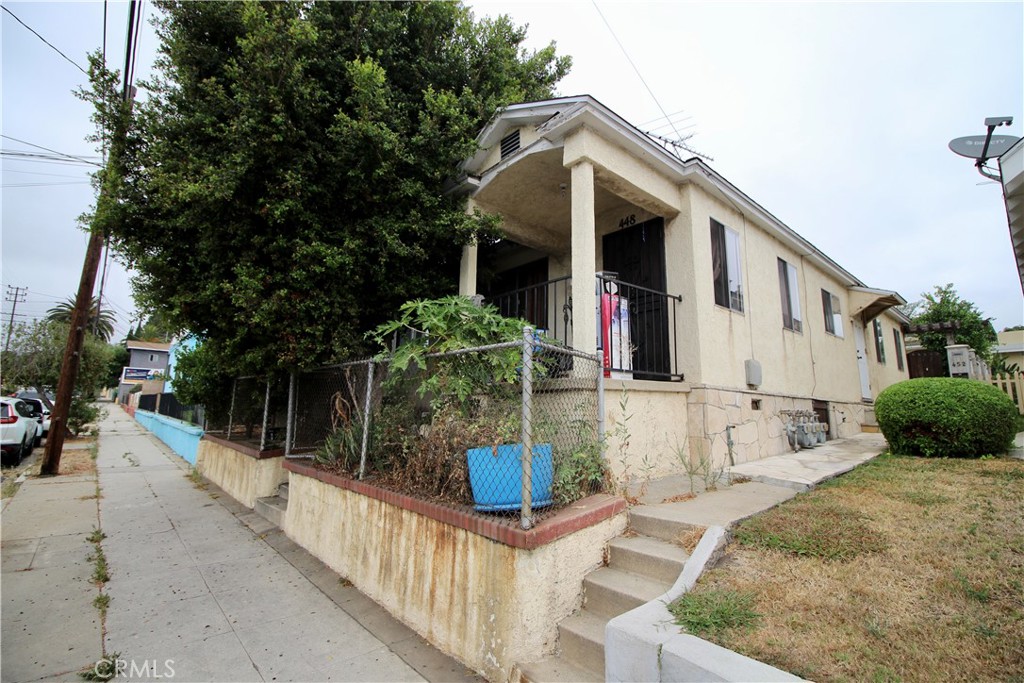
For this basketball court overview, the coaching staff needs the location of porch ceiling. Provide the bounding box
[472,148,626,245]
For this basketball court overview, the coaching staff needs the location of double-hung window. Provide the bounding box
[873,319,886,364]
[778,258,802,332]
[821,289,843,337]
[711,219,743,312]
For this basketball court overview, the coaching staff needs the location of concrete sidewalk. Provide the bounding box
[1,464,103,682]
[3,406,477,683]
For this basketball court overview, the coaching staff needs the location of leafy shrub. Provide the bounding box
[874,378,1017,458]
[67,400,101,436]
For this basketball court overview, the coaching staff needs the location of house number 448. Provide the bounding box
[618,214,636,229]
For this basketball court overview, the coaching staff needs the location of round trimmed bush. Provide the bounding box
[874,378,1018,458]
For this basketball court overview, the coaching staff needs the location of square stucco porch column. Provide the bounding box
[571,160,597,354]
[458,242,478,296]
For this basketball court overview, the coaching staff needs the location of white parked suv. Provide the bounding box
[1,397,42,466]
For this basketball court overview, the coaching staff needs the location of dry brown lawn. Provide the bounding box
[689,454,1024,682]
[55,438,97,476]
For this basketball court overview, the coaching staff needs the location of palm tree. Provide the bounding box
[45,297,117,342]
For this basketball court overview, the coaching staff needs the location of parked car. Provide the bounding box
[1,397,42,466]
[18,397,51,437]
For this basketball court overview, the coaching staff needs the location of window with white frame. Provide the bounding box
[711,219,743,312]
[777,258,802,332]
[873,319,886,364]
[821,289,843,337]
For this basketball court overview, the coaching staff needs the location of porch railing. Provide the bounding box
[597,273,683,381]
[488,275,573,346]
[487,275,684,381]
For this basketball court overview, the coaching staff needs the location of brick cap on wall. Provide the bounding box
[202,433,285,460]
[283,458,626,550]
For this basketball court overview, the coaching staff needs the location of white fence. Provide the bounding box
[990,373,1024,415]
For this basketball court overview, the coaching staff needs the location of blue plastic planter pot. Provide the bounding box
[466,443,554,512]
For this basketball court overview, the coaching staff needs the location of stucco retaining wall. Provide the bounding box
[282,467,627,681]
[134,410,203,464]
[195,437,287,508]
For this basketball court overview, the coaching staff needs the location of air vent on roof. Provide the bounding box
[500,129,521,159]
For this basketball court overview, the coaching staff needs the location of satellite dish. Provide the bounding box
[948,134,1020,159]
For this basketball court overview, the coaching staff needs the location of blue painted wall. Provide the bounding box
[135,410,203,465]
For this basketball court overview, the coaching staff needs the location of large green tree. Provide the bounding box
[911,284,997,361]
[100,0,570,377]
[0,320,115,433]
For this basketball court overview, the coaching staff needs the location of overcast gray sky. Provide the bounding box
[3,1,1022,343]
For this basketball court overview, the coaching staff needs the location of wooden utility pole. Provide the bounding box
[39,231,106,475]
[40,0,137,475]
[4,285,27,353]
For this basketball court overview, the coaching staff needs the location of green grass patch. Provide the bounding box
[668,589,760,639]
[733,497,886,561]
[79,652,120,682]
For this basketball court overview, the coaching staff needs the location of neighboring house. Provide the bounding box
[118,340,172,398]
[165,336,198,395]
[454,96,910,475]
[995,329,1024,370]
[998,135,1024,293]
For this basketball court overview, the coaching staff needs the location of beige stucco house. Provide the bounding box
[995,328,1024,370]
[454,96,910,477]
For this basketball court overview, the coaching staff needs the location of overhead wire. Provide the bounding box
[590,1,712,160]
[1,135,104,166]
[2,181,92,188]
[1,5,90,77]
[2,168,91,179]
[590,1,687,144]
[99,0,143,335]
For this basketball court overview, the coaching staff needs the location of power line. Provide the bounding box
[0,152,101,167]
[1,5,89,77]
[1,168,90,179]
[5,286,28,352]
[1,135,104,166]
[590,1,711,161]
[2,181,91,188]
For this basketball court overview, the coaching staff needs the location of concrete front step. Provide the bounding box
[278,481,289,500]
[517,655,600,683]
[558,611,606,677]
[254,495,287,528]
[583,566,670,619]
[607,535,689,585]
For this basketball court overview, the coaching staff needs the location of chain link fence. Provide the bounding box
[203,329,605,528]
[302,330,605,528]
[205,375,289,451]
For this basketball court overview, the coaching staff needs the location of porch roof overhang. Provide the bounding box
[462,96,907,298]
[998,136,1024,294]
[847,286,908,325]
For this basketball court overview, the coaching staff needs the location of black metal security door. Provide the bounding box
[602,217,670,380]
